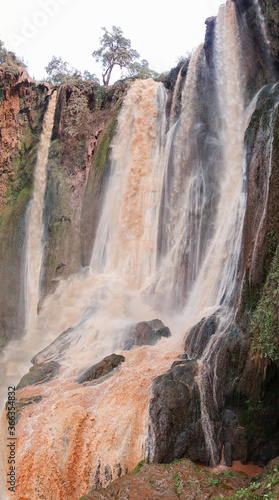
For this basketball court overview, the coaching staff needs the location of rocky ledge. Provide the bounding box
[79,456,279,499]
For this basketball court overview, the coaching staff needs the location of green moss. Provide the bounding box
[251,245,279,361]
[94,86,106,110]
[53,220,67,237]
[93,116,117,172]
[129,460,145,474]
[212,463,279,499]
[209,477,223,486]
[172,472,182,496]
[48,256,55,269]
[0,186,32,230]
[149,477,156,488]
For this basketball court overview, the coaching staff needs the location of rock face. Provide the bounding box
[184,313,220,359]
[123,319,171,350]
[259,0,279,69]
[0,68,129,349]
[147,359,206,464]
[75,353,125,384]
[145,2,279,469]
[16,361,60,389]
[40,79,129,298]
[0,63,49,347]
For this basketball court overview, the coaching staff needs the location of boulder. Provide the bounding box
[16,361,60,390]
[122,319,171,350]
[75,353,125,384]
[184,312,220,359]
[146,359,207,464]
[31,327,74,364]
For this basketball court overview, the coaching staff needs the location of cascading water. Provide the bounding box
[5,80,181,500]
[90,79,167,289]
[184,1,248,466]
[0,0,268,497]
[253,0,271,47]
[0,91,57,409]
[152,44,209,309]
[25,91,57,328]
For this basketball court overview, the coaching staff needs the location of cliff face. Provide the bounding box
[0,70,128,346]
[39,80,127,299]
[233,0,279,464]
[147,0,279,471]
[0,64,49,345]
[259,0,279,68]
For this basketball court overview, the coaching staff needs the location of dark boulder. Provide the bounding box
[31,327,74,364]
[221,409,248,466]
[75,353,125,384]
[146,359,207,464]
[16,361,60,390]
[122,319,171,350]
[184,312,220,359]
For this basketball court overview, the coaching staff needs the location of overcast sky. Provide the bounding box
[1,0,223,83]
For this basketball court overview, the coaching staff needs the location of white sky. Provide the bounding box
[1,0,223,83]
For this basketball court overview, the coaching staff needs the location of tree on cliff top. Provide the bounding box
[45,56,99,85]
[92,26,152,86]
[45,56,81,85]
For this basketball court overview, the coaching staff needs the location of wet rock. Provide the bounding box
[170,358,188,369]
[75,353,125,384]
[55,262,66,272]
[31,327,74,364]
[14,395,43,424]
[204,16,216,64]
[222,409,248,466]
[122,319,171,350]
[147,359,207,464]
[16,361,60,390]
[184,312,220,359]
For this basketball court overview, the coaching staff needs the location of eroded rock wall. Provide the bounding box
[0,68,129,347]
[0,64,49,346]
[147,0,279,468]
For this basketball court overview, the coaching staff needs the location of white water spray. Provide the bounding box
[187,0,253,466]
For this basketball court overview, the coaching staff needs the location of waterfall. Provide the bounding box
[184,1,245,319]
[1,0,268,496]
[169,67,183,127]
[152,44,208,310]
[90,79,167,290]
[185,1,251,466]
[24,91,57,328]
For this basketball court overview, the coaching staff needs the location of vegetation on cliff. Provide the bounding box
[251,244,279,361]
[79,457,279,499]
